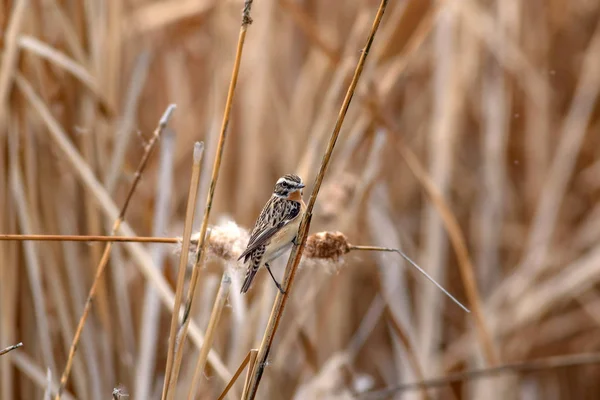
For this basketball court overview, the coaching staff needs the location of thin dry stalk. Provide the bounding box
[0,234,179,243]
[0,342,22,356]
[244,1,389,398]
[241,350,259,399]
[54,105,176,400]
[187,272,233,399]
[417,7,461,376]
[0,127,17,399]
[0,0,27,128]
[478,32,508,295]
[10,160,57,375]
[17,35,108,110]
[161,142,204,400]
[163,0,256,396]
[105,50,153,193]
[217,350,253,400]
[135,130,178,400]
[78,14,113,386]
[358,351,600,398]
[43,368,52,400]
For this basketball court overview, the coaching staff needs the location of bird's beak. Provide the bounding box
[298,184,305,189]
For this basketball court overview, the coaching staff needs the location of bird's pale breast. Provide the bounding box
[263,199,305,263]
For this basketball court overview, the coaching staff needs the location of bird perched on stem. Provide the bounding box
[238,174,306,294]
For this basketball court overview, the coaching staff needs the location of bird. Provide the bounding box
[238,173,307,294]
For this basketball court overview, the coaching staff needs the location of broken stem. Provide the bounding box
[349,245,470,313]
[0,342,22,356]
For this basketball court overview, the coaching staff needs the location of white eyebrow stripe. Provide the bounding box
[277,178,299,186]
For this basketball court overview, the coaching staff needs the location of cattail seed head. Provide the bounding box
[203,219,250,262]
[175,218,249,269]
[304,231,350,260]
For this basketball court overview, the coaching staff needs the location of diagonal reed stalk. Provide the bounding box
[54,104,176,400]
[217,350,254,400]
[187,272,233,399]
[0,342,22,357]
[241,350,259,399]
[160,142,204,400]
[243,1,389,398]
[161,1,256,397]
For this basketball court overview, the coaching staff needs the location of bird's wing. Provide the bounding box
[240,244,265,293]
[238,197,301,262]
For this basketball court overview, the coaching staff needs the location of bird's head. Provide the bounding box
[273,174,305,198]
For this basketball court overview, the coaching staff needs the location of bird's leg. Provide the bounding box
[265,263,286,295]
[292,236,300,246]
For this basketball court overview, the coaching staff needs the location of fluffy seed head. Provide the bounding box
[176,218,250,269]
[304,231,350,260]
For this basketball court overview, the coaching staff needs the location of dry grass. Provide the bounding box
[1,0,600,399]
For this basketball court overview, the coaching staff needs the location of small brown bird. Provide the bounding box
[238,174,307,294]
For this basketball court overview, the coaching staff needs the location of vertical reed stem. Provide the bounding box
[243,1,389,398]
[161,142,204,399]
[162,1,256,397]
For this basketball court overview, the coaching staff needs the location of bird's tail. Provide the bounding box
[240,262,260,294]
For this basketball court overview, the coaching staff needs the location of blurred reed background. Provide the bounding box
[1,0,600,399]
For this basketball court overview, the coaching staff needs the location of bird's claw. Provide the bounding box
[276,283,286,295]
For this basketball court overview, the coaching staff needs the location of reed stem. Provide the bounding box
[161,142,204,400]
[243,1,389,398]
[0,234,178,243]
